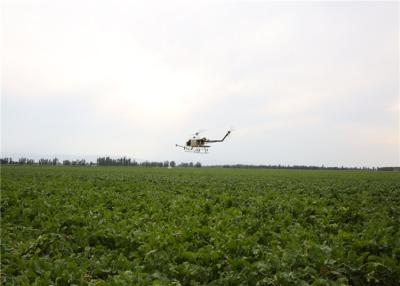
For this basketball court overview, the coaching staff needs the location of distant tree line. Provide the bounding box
[0,157,90,166]
[96,157,181,167]
[178,162,202,168]
[0,157,200,168]
[97,157,138,166]
[376,167,400,171]
[206,164,400,171]
[1,157,36,165]
[1,157,398,171]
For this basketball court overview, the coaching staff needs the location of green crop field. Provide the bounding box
[1,166,399,285]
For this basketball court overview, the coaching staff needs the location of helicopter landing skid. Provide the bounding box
[186,148,209,154]
[176,144,209,154]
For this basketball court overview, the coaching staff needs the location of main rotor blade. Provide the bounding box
[192,129,207,137]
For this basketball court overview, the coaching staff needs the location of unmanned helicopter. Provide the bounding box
[176,130,231,153]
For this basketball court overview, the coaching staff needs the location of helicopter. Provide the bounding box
[176,130,231,153]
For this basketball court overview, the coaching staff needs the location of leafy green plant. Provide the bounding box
[1,166,399,285]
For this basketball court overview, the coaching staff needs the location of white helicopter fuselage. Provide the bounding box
[187,138,207,148]
[177,130,231,153]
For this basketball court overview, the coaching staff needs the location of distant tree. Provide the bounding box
[170,161,176,167]
[195,162,202,168]
[378,167,400,171]
[39,158,51,165]
[70,159,86,166]
[163,161,169,168]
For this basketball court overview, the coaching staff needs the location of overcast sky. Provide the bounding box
[1,0,399,167]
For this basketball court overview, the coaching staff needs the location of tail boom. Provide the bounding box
[206,131,231,143]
